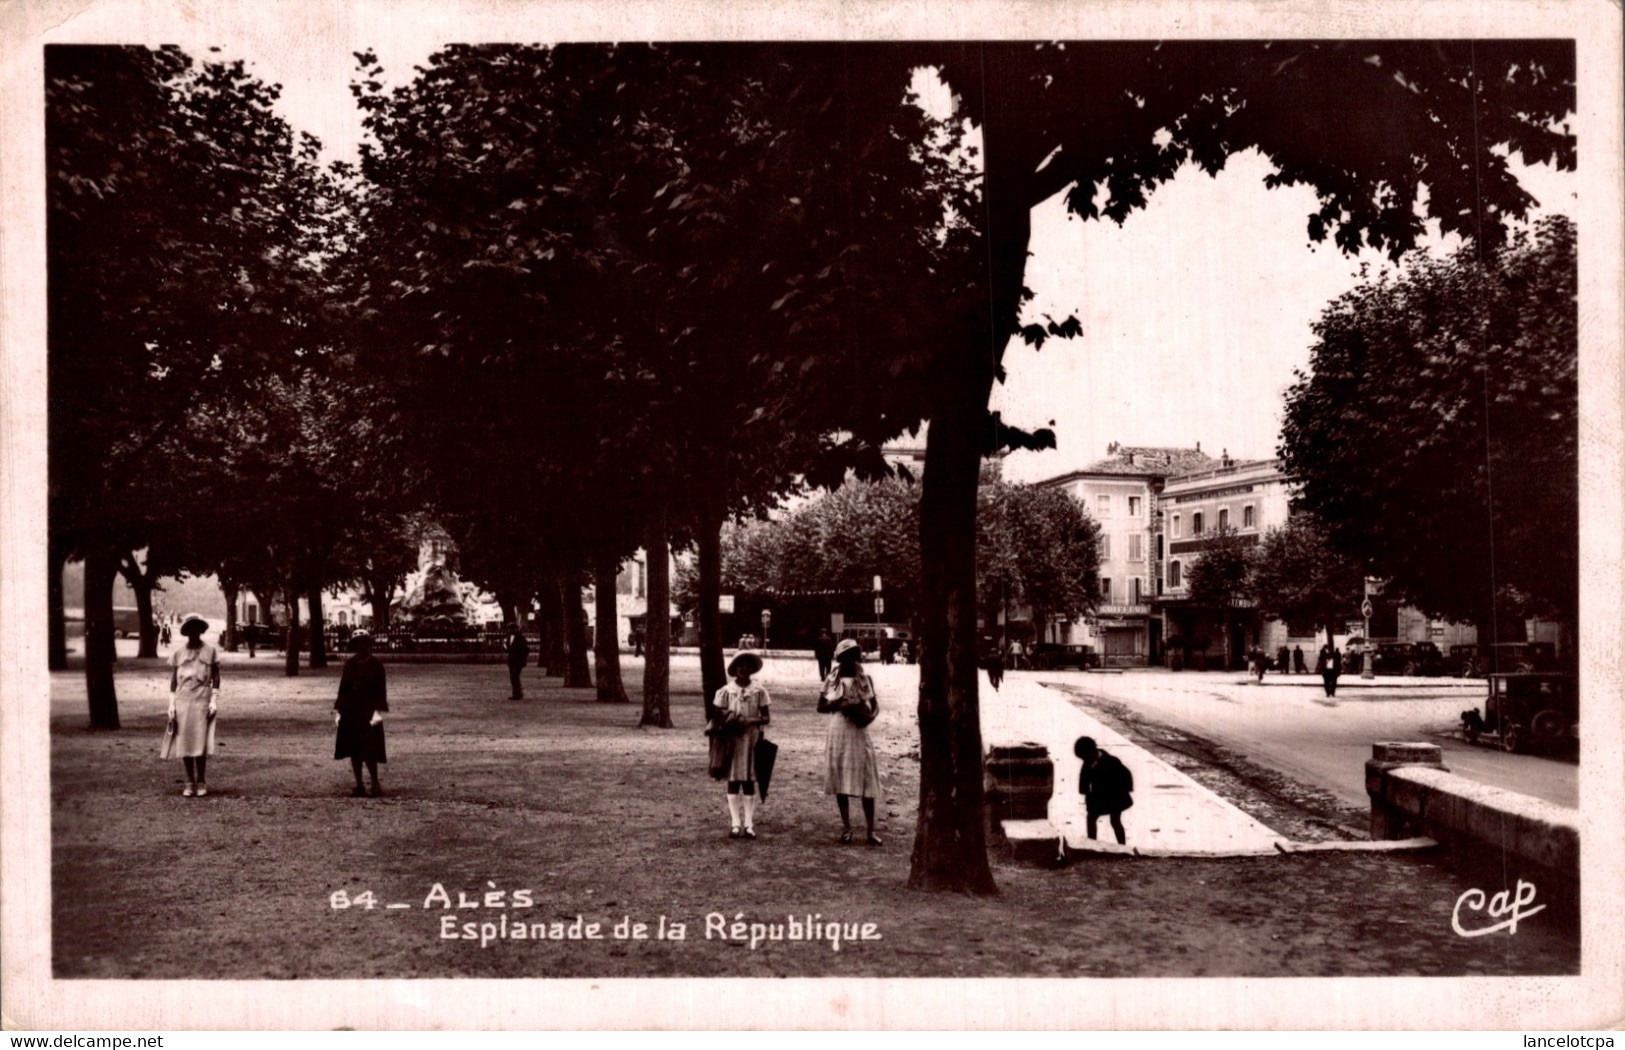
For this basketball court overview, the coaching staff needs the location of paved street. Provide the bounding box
[1019,667,1579,810]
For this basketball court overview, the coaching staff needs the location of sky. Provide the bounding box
[220,36,1576,485]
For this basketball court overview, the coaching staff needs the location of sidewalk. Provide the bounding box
[981,674,1296,855]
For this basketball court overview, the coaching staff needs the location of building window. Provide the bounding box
[1129,534,1143,561]
[1100,577,1112,602]
[1097,494,1111,516]
[1192,512,1204,535]
[1128,496,1142,516]
[1169,561,1181,588]
[1130,577,1143,604]
[1218,507,1230,530]
[1171,514,1181,538]
[1243,505,1255,529]
[1101,534,1111,560]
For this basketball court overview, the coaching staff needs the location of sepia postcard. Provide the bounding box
[2,0,1622,1032]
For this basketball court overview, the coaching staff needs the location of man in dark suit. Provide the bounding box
[1315,641,1343,697]
[813,628,835,680]
[504,622,530,700]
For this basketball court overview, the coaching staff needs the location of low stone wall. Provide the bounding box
[1366,742,1578,888]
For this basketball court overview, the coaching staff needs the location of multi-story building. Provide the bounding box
[1155,455,1294,664]
[1038,443,1214,665]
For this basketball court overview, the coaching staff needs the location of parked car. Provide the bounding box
[238,622,282,648]
[1447,643,1483,677]
[112,606,145,639]
[1030,643,1101,671]
[839,624,912,659]
[1368,641,1446,676]
[1461,672,1577,753]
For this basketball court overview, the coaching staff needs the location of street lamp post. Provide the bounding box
[760,608,771,651]
[1360,586,1375,679]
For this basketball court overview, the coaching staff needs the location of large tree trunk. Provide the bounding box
[495,590,519,630]
[1222,607,1234,671]
[221,580,240,652]
[561,571,592,688]
[119,552,160,659]
[593,552,630,703]
[641,511,673,728]
[541,581,565,674]
[909,368,999,895]
[904,99,1039,892]
[307,584,328,669]
[283,588,302,677]
[367,572,394,631]
[49,537,68,670]
[696,497,726,716]
[83,544,121,728]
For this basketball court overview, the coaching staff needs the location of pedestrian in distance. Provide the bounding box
[1315,640,1343,698]
[813,627,835,680]
[503,621,529,701]
[160,622,172,648]
[1293,644,1307,674]
[1276,644,1290,674]
[711,650,770,840]
[1249,645,1268,683]
[334,629,388,797]
[986,645,1005,691]
[1075,736,1133,845]
[819,639,883,845]
[162,613,219,797]
[630,624,644,658]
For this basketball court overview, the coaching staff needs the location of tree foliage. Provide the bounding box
[977,479,1101,632]
[48,45,331,723]
[1278,216,1576,630]
[1250,515,1368,645]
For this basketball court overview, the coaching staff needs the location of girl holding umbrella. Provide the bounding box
[163,613,220,796]
[711,650,771,839]
[819,639,883,845]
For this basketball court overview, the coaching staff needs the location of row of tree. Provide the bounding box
[693,472,1102,645]
[50,41,1575,894]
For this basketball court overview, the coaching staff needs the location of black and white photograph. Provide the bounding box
[2,0,1622,1032]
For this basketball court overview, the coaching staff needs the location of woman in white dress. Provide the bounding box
[163,613,219,796]
[819,639,882,845]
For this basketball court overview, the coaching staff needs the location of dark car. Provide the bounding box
[1030,643,1101,671]
[237,622,282,648]
[1368,641,1446,676]
[1448,643,1483,677]
[1461,672,1577,753]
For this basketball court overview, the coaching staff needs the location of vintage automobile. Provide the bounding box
[1368,640,1446,676]
[1461,672,1577,754]
[1029,642,1101,671]
[1449,641,1559,677]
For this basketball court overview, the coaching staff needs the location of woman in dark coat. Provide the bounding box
[334,630,388,797]
[1075,736,1133,844]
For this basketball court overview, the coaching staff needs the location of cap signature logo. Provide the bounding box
[1452,879,1545,937]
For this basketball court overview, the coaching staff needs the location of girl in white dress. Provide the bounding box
[711,651,770,839]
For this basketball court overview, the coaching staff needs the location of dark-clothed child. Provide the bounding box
[1075,735,1133,845]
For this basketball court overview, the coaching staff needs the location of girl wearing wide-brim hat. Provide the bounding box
[818,638,883,845]
[163,614,219,796]
[710,650,770,839]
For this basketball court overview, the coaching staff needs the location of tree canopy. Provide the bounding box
[1278,216,1577,631]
